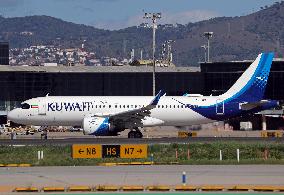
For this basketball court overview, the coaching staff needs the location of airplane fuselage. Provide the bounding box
[10,95,222,127]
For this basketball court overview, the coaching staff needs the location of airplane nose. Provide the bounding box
[7,109,18,122]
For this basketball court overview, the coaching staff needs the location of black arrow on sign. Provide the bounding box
[137,149,142,154]
[78,149,84,154]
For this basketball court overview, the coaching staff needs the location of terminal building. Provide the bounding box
[0,61,283,130]
[0,42,9,65]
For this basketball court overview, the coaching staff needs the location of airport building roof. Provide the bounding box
[0,65,200,73]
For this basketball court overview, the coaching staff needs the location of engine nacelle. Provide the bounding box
[82,116,120,136]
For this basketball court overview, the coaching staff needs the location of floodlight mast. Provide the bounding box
[201,45,207,62]
[166,40,174,66]
[144,12,161,96]
[203,32,213,62]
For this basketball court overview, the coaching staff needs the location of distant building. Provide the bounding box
[0,42,9,65]
[43,63,57,67]
[131,60,176,67]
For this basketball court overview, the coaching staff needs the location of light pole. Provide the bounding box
[166,40,174,66]
[144,12,161,96]
[201,45,207,62]
[203,32,213,62]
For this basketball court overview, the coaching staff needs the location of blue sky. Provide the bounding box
[0,0,279,30]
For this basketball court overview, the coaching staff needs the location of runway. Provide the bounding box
[0,137,283,145]
[1,165,284,187]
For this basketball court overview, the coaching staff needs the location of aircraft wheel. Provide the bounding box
[128,131,136,138]
[134,131,143,138]
[128,130,143,138]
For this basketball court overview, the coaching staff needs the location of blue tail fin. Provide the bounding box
[222,53,274,102]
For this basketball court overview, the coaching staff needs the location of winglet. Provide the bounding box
[150,90,165,106]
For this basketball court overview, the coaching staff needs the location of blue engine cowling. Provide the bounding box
[82,116,119,136]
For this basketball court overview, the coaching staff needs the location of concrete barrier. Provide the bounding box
[121,186,144,191]
[130,162,143,165]
[252,186,276,192]
[14,187,38,192]
[13,184,284,193]
[143,162,153,165]
[175,185,197,191]
[98,163,117,166]
[95,185,118,191]
[6,164,18,167]
[227,185,251,191]
[100,162,153,166]
[0,186,15,193]
[18,164,31,167]
[42,187,65,192]
[276,186,284,192]
[201,185,224,191]
[117,162,129,165]
[147,185,170,191]
[68,186,91,192]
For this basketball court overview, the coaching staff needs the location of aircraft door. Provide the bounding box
[38,100,46,115]
[216,99,224,115]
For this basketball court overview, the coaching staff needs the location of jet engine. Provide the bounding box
[82,116,121,136]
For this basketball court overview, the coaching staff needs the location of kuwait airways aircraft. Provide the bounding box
[8,53,278,138]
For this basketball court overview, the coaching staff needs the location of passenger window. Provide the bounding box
[115,105,117,108]
[109,105,111,108]
[99,105,101,108]
[127,105,129,108]
[21,103,30,109]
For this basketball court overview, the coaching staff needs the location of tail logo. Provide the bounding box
[256,76,265,81]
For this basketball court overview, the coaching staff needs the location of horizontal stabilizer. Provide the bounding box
[240,100,279,111]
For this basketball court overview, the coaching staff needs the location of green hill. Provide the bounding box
[0,1,283,66]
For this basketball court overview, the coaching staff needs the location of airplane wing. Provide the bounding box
[93,90,165,128]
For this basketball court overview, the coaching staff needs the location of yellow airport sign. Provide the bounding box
[72,144,102,158]
[120,144,148,158]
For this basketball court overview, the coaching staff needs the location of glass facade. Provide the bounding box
[201,61,284,102]
[0,71,204,102]
[0,60,282,105]
[0,42,9,65]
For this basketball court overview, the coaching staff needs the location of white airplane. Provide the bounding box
[8,53,278,138]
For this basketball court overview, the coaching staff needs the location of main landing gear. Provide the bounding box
[128,128,143,138]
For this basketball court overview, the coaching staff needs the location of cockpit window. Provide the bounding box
[21,103,30,109]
